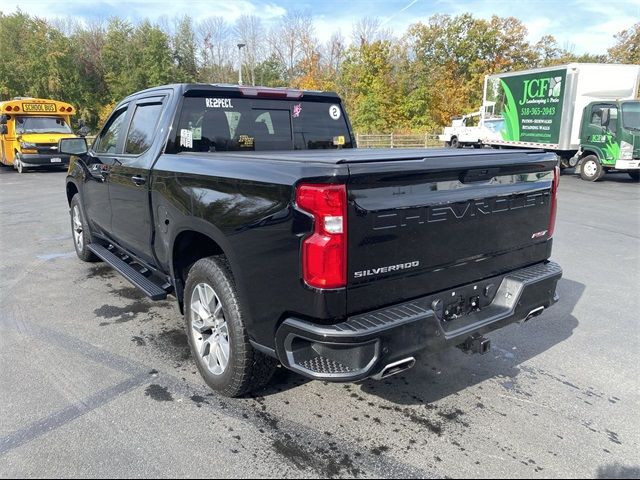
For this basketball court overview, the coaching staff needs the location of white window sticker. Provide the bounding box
[179,129,193,149]
[206,98,234,109]
[329,105,341,120]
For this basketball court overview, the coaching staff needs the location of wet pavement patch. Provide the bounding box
[191,394,208,407]
[153,329,191,362]
[370,445,390,455]
[37,251,76,261]
[145,384,174,402]
[111,286,144,300]
[86,264,117,279]
[93,301,153,323]
[403,409,443,436]
[272,435,361,478]
[131,336,146,346]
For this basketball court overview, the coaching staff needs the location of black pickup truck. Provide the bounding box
[61,84,562,397]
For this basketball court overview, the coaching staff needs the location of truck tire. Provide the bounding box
[579,155,603,182]
[629,171,640,182]
[450,137,460,149]
[15,154,27,174]
[184,256,277,397]
[70,194,100,262]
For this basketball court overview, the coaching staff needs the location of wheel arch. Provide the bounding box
[66,180,79,206]
[579,149,602,164]
[170,225,239,312]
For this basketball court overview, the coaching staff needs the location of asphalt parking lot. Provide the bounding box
[0,166,638,478]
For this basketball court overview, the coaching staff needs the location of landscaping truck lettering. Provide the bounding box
[488,69,567,144]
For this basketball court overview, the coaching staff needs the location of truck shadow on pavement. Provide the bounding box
[358,277,583,405]
[262,277,583,405]
[596,463,640,479]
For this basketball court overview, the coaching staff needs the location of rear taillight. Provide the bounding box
[296,183,347,289]
[548,166,560,238]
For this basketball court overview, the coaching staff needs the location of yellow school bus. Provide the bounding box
[0,97,78,173]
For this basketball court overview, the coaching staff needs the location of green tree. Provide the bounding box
[254,55,287,87]
[102,18,139,100]
[172,16,197,82]
[340,40,406,133]
[136,21,173,87]
[608,22,640,64]
[406,14,539,127]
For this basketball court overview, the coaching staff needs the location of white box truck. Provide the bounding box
[481,63,640,181]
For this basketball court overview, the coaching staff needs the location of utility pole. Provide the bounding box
[237,43,246,86]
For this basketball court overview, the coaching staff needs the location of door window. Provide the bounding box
[94,107,128,154]
[125,103,163,155]
[590,108,603,126]
[590,105,618,134]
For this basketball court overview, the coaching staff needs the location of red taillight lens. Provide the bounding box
[5,106,12,111]
[296,183,347,289]
[66,107,73,112]
[548,166,560,238]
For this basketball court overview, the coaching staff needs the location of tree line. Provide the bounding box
[0,10,637,133]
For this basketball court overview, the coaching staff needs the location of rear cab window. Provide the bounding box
[169,92,353,153]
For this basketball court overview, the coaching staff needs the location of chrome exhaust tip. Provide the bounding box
[372,357,416,380]
[523,306,545,323]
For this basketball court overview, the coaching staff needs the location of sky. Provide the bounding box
[1,0,639,55]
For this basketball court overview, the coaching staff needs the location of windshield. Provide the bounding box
[621,102,640,131]
[16,116,72,134]
[170,95,353,153]
[484,119,505,133]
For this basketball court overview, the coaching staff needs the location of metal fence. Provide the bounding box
[355,133,442,149]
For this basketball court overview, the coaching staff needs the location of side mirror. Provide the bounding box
[0,124,7,135]
[59,137,88,156]
[0,114,7,125]
[601,109,610,128]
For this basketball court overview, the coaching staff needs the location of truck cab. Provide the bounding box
[0,98,78,173]
[579,100,640,181]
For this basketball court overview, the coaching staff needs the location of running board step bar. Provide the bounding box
[88,244,168,300]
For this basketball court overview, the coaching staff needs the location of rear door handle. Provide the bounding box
[131,175,146,186]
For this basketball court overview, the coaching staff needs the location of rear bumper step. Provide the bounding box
[275,261,562,382]
[87,244,169,300]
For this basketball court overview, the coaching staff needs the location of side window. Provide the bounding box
[125,103,163,155]
[607,107,618,135]
[590,107,603,126]
[94,107,128,154]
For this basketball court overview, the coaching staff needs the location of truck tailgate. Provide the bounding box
[346,150,557,315]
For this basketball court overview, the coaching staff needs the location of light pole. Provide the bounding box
[237,43,246,86]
